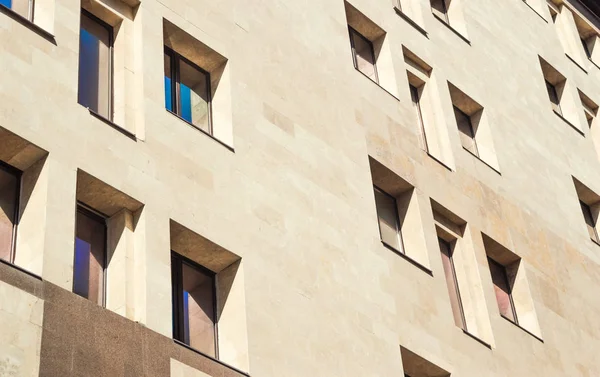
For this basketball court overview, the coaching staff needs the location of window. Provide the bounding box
[73,204,107,306]
[349,27,378,83]
[580,201,599,243]
[164,47,212,134]
[438,238,466,330]
[579,90,598,128]
[0,162,20,263]
[77,10,113,120]
[410,84,428,151]
[453,106,478,157]
[582,38,592,59]
[430,0,449,23]
[488,258,517,323]
[545,80,562,115]
[401,346,451,377]
[0,0,32,20]
[374,186,403,252]
[171,252,217,357]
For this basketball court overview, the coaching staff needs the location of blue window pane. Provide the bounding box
[183,291,190,344]
[180,84,192,122]
[73,237,91,298]
[0,0,12,8]
[164,76,173,111]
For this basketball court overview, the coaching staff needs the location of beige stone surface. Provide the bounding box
[1,0,600,375]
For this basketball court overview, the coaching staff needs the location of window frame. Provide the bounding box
[164,46,213,135]
[373,185,405,254]
[453,105,479,157]
[348,26,379,84]
[78,9,114,121]
[0,160,21,264]
[410,84,429,152]
[171,250,219,358]
[487,257,519,324]
[73,202,108,307]
[438,237,467,330]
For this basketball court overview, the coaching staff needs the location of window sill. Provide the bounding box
[0,257,43,281]
[565,53,588,74]
[426,151,454,172]
[590,237,600,248]
[353,68,400,101]
[462,147,501,175]
[500,314,544,342]
[166,110,235,153]
[381,240,433,276]
[521,0,548,23]
[87,108,137,141]
[173,339,250,377]
[462,329,492,349]
[394,6,428,38]
[431,13,471,45]
[552,110,584,136]
[0,4,56,44]
[589,58,600,71]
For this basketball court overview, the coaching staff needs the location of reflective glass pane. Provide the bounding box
[454,107,478,156]
[181,262,216,357]
[0,167,18,262]
[489,259,516,322]
[350,30,377,82]
[439,238,466,330]
[179,59,210,133]
[374,187,402,252]
[73,208,106,305]
[78,13,112,119]
[164,52,173,112]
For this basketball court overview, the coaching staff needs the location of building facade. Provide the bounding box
[1,0,600,375]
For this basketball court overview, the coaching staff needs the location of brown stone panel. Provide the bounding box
[0,262,248,377]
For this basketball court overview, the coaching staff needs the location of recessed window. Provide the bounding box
[374,186,403,252]
[171,252,217,357]
[579,90,598,128]
[430,0,449,23]
[545,80,562,115]
[488,257,517,323]
[580,201,599,243]
[573,177,600,245]
[453,106,478,157]
[164,47,212,134]
[77,10,113,120]
[401,346,451,377]
[73,204,107,306]
[438,237,466,330]
[409,83,428,151]
[349,27,378,83]
[0,0,32,20]
[0,162,20,263]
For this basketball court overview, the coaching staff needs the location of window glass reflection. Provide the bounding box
[0,166,18,262]
[73,206,106,306]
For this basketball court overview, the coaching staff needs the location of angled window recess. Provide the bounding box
[170,220,249,371]
[403,47,454,169]
[578,90,600,160]
[539,57,583,133]
[344,1,399,98]
[571,3,600,67]
[0,0,56,34]
[448,82,500,171]
[369,156,431,271]
[573,177,600,245]
[394,0,427,35]
[74,170,143,311]
[482,234,542,340]
[432,200,494,346]
[77,1,140,137]
[0,127,47,275]
[548,1,591,70]
[400,346,451,377]
[163,19,233,148]
[429,0,469,41]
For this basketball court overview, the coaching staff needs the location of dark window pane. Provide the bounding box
[488,258,516,322]
[178,60,210,133]
[439,238,466,330]
[580,201,598,242]
[78,12,112,119]
[431,0,449,23]
[545,80,562,115]
[454,107,478,156]
[73,207,106,306]
[374,187,402,252]
[410,84,428,151]
[582,38,592,59]
[0,166,18,262]
[164,52,173,112]
[350,29,377,82]
[181,261,216,356]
